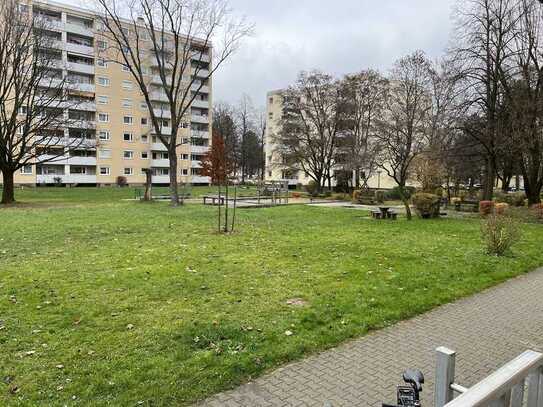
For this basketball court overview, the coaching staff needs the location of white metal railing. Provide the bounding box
[435,347,543,407]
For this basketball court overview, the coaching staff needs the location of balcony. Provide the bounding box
[191,175,210,184]
[149,92,169,102]
[67,119,96,130]
[191,161,203,168]
[191,130,210,138]
[151,158,170,167]
[192,99,209,109]
[34,17,64,32]
[151,126,172,136]
[192,68,210,78]
[65,22,94,38]
[67,137,97,148]
[69,82,95,93]
[75,101,96,112]
[191,145,209,154]
[151,75,172,86]
[67,62,95,75]
[152,175,170,184]
[191,53,211,63]
[37,174,97,184]
[191,114,209,124]
[65,42,94,55]
[66,156,97,166]
[40,78,64,89]
[153,108,171,119]
[191,84,209,93]
[151,142,168,151]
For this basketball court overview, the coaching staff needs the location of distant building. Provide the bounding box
[264,90,397,190]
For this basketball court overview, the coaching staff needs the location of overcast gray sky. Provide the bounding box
[65,0,458,107]
[215,0,457,107]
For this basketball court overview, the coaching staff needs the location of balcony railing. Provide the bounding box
[65,42,94,55]
[191,114,209,124]
[151,158,170,167]
[67,62,95,75]
[65,22,94,37]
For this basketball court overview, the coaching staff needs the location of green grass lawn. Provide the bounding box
[5,185,259,205]
[1,192,543,406]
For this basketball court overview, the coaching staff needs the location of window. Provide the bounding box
[98,113,109,122]
[98,77,110,87]
[99,149,112,159]
[98,130,110,141]
[123,150,134,159]
[181,138,189,144]
[97,58,108,68]
[122,99,133,108]
[182,169,188,175]
[124,167,133,176]
[123,116,133,125]
[122,64,130,72]
[141,117,148,125]
[268,171,272,177]
[97,40,107,50]
[20,165,32,174]
[140,102,147,110]
[269,112,273,119]
[181,154,189,160]
[123,132,133,142]
[18,106,28,115]
[99,166,110,175]
[122,80,133,90]
[141,134,148,143]
[97,95,109,105]
[269,97,274,104]
[141,151,148,159]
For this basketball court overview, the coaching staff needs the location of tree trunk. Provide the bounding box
[482,159,495,200]
[1,169,15,204]
[143,170,152,201]
[398,184,412,220]
[169,154,180,206]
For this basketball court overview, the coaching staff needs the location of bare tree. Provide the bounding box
[94,0,252,206]
[213,101,239,173]
[274,71,344,193]
[340,70,388,189]
[237,93,255,183]
[500,0,543,204]
[451,0,518,200]
[376,51,432,220]
[0,0,86,204]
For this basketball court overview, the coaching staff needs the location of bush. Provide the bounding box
[116,176,128,187]
[481,214,521,256]
[353,189,374,204]
[384,186,416,201]
[412,193,441,219]
[510,192,527,207]
[493,191,508,203]
[479,200,495,216]
[305,181,319,196]
[495,202,509,215]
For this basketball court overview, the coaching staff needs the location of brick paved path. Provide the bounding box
[199,268,543,406]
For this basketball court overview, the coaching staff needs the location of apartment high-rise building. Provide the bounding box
[264,90,396,190]
[3,0,212,187]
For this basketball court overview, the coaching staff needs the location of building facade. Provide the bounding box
[264,90,397,190]
[2,0,212,187]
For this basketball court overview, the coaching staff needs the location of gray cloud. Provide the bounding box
[214,0,457,107]
[58,0,458,107]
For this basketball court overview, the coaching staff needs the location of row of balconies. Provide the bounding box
[36,173,210,184]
